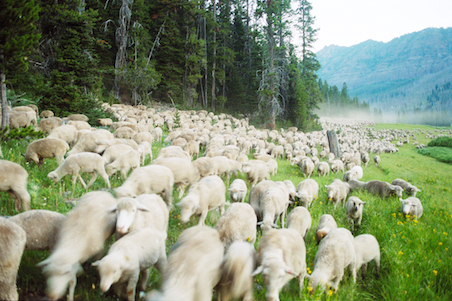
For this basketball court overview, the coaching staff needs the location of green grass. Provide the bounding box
[418,147,452,164]
[2,122,452,300]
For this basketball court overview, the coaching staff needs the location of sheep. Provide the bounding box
[105,149,141,178]
[308,228,356,292]
[365,180,403,198]
[287,206,312,240]
[36,117,63,134]
[94,138,139,154]
[330,159,345,173]
[65,113,89,122]
[266,158,278,176]
[177,175,226,226]
[257,186,291,232]
[254,152,272,162]
[156,145,191,160]
[102,143,135,165]
[0,217,26,301]
[144,226,223,301]
[296,179,319,208]
[132,131,153,145]
[9,110,37,129]
[25,137,69,166]
[47,152,111,189]
[325,179,350,208]
[315,214,338,244]
[343,166,364,182]
[67,129,114,156]
[348,179,368,191]
[211,156,242,182]
[249,180,277,221]
[92,228,167,301]
[192,156,216,177]
[186,139,200,158]
[98,118,113,126]
[7,210,66,251]
[242,160,271,188]
[354,234,380,277]
[374,155,381,166]
[361,152,370,167]
[400,197,423,219]
[345,196,366,231]
[317,161,330,177]
[0,159,31,211]
[38,191,117,301]
[114,165,174,208]
[228,178,247,203]
[299,158,315,178]
[137,141,153,165]
[283,180,297,202]
[217,241,256,301]
[40,110,55,118]
[67,120,91,130]
[48,124,79,147]
[252,228,306,301]
[392,178,421,197]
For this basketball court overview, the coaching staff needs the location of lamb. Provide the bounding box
[137,141,153,165]
[365,180,403,198]
[283,179,297,202]
[374,155,381,166]
[392,178,421,197]
[330,159,345,173]
[47,152,111,189]
[400,197,423,219]
[299,158,315,178]
[40,110,55,118]
[66,129,114,156]
[0,159,31,211]
[315,214,338,244]
[345,196,366,231]
[25,137,69,166]
[38,191,117,301]
[0,217,26,301]
[296,179,319,208]
[257,186,291,232]
[317,161,330,177]
[7,210,66,251]
[114,126,136,139]
[252,228,306,301]
[287,206,312,240]
[266,158,278,176]
[308,228,356,292]
[114,165,174,208]
[192,157,216,177]
[92,228,167,301]
[144,226,223,301]
[343,166,364,182]
[36,117,63,134]
[249,180,277,220]
[325,179,350,208]
[48,124,79,147]
[177,175,226,226]
[354,234,380,277]
[9,110,37,129]
[67,120,91,130]
[217,241,256,301]
[242,160,271,187]
[105,149,141,178]
[102,143,135,164]
[228,178,247,203]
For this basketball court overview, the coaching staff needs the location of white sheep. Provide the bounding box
[242,160,271,188]
[211,156,242,182]
[354,234,380,278]
[144,226,224,301]
[0,159,31,211]
[114,165,174,208]
[325,179,350,208]
[287,206,312,240]
[374,155,381,166]
[343,166,363,182]
[105,149,141,178]
[266,158,278,176]
[317,161,330,177]
[177,175,226,226]
[228,178,247,202]
[66,129,114,156]
[36,117,63,134]
[283,179,297,202]
[25,137,69,166]
[132,131,153,145]
[47,152,111,189]
[308,228,356,292]
[192,157,216,177]
[400,197,423,219]
[40,110,55,118]
[249,180,277,221]
[252,228,306,301]
[214,202,257,250]
[137,141,153,165]
[296,179,319,208]
[0,217,26,301]
[299,158,315,178]
[67,120,91,130]
[102,144,135,164]
[330,159,345,173]
[315,214,338,244]
[48,124,79,147]
[365,180,403,198]
[38,191,117,301]
[9,110,37,129]
[361,152,370,167]
[345,196,366,231]
[392,178,421,197]
[92,228,167,301]
[257,186,291,232]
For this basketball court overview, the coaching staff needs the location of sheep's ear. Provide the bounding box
[37,258,51,267]
[109,205,118,213]
[92,260,101,267]
[175,202,182,207]
[284,265,298,276]
[271,223,279,228]
[251,265,264,276]
[361,202,366,205]
[257,221,264,226]
[227,188,232,192]
[399,198,404,203]
[136,203,150,212]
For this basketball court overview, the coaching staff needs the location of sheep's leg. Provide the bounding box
[86,172,98,188]
[177,185,185,198]
[297,270,306,292]
[198,209,208,226]
[361,262,368,278]
[98,169,111,189]
[67,274,77,301]
[139,268,150,292]
[12,188,31,211]
[126,272,139,301]
[77,174,87,189]
[7,191,21,212]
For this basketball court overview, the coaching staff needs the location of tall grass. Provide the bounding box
[1,123,452,300]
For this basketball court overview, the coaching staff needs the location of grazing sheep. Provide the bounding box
[347,179,368,191]
[47,152,111,189]
[345,196,366,231]
[354,234,380,277]
[330,159,345,174]
[40,110,55,118]
[0,217,26,301]
[249,180,277,221]
[392,178,421,197]
[325,179,350,208]
[316,214,338,244]
[0,159,31,211]
[400,197,423,219]
[308,228,356,292]
[102,144,135,165]
[38,191,117,301]
[257,187,291,232]
[252,228,306,301]
[67,129,114,156]
[217,241,256,301]
[137,141,153,165]
[186,140,200,158]
[36,117,63,134]
[266,158,278,176]
[132,131,153,145]
[65,113,89,122]
[254,152,272,162]
[299,158,315,178]
[192,157,216,177]
[365,180,403,198]
[374,155,380,166]
[144,226,223,301]
[228,179,247,203]
[114,165,174,208]
[92,228,167,301]
[296,179,319,208]
[48,125,79,147]
[361,152,370,167]
[105,149,141,178]
[9,110,37,129]
[98,118,113,126]
[215,202,257,250]
[317,161,330,177]
[211,156,242,182]
[283,180,297,202]
[242,160,271,188]
[94,138,139,154]
[114,126,136,140]
[7,210,66,251]
[343,166,363,182]
[177,175,226,226]
[67,120,91,131]
[25,137,69,166]
[287,206,312,240]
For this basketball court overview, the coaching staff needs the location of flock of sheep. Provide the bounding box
[0,103,440,301]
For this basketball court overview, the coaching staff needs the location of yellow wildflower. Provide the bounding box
[439,242,443,246]
[328,289,333,296]
[398,251,403,255]
[433,270,438,276]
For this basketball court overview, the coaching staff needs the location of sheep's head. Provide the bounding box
[92,257,121,293]
[47,171,59,182]
[392,185,404,198]
[177,195,200,223]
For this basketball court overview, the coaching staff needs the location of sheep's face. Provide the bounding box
[47,172,59,182]
[326,187,337,201]
[43,263,81,301]
[177,196,199,223]
[392,186,404,198]
[96,260,121,292]
[262,261,295,301]
[105,165,117,177]
[401,201,415,216]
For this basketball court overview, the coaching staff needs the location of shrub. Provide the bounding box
[427,137,452,149]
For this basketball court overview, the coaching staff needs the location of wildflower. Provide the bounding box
[319,201,323,205]
[328,289,333,296]
[443,232,448,236]
[307,267,312,274]
[439,242,443,246]
[433,270,438,276]
[407,274,409,277]
[397,221,403,225]
[398,251,403,255]
[92,283,95,289]
[307,286,313,293]
[391,213,396,218]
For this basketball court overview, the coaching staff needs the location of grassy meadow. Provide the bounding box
[1,122,452,301]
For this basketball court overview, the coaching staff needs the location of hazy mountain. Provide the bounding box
[316,27,452,113]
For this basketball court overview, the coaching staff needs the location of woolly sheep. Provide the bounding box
[308,228,356,292]
[242,160,271,188]
[177,175,226,226]
[192,156,216,177]
[365,180,403,198]
[67,120,91,130]
[144,226,223,301]
[361,152,370,167]
[392,178,421,197]
[217,241,256,301]
[299,158,315,178]
[0,159,31,211]
[347,179,368,191]
[137,141,153,165]
[9,110,37,129]
[66,129,114,156]
[257,186,291,232]
[400,197,423,219]
[317,161,330,177]
[25,137,69,166]
[283,179,297,202]
[156,145,191,161]
[287,206,312,240]
[345,196,366,231]
[36,117,63,134]
[325,179,350,208]
[92,228,167,301]
[315,214,338,244]
[249,180,277,220]
[48,152,111,189]
[38,191,117,301]
[374,155,380,166]
[105,149,141,178]
[98,118,113,126]
[151,127,163,142]
[65,113,89,122]
[7,210,66,251]
[94,138,139,154]
[102,143,135,164]
[266,158,278,176]
[40,110,55,118]
[343,166,363,182]
[48,124,79,147]
[132,131,153,145]
[354,234,380,277]
[0,217,26,301]
[185,139,200,158]
[296,179,319,208]
[211,156,242,182]
[252,228,306,301]
[330,159,345,173]
[253,152,272,162]
[114,165,174,208]
[228,178,247,203]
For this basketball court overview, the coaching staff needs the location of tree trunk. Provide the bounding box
[266,5,276,130]
[327,130,341,159]
[211,0,217,112]
[1,71,8,129]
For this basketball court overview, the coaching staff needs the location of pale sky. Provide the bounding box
[310,0,452,53]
